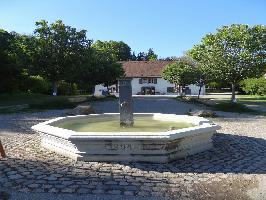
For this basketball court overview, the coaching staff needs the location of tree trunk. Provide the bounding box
[0,140,6,158]
[179,85,183,97]
[52,81,58,96]
[198,85,202,99]
[231,83,237,103]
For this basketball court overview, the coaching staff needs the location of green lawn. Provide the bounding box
[236,95,266,104]
[206,94,266,102]
[177,95,266,115]
[0,93,72,106]
[210,95,266,110]
[0,93,116,114]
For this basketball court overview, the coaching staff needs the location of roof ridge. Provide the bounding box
[121,60,173,77]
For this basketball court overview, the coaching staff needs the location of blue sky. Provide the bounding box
[0,0,265,58]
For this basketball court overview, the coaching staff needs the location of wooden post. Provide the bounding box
[0,140,6,158]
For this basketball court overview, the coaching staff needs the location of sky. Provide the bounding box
[0,0,265,58]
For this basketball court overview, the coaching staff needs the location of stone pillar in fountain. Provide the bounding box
[118,78,134,127]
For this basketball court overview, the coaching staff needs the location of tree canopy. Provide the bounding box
[77,48,124,87]
[135,48,158,61]
[92,40,131,61]
[162,56,199,94]
[0,20,128,95]
[32,20,93,95]
[189,24,266,101]
[0,30,29,92]
[146,48,158,61]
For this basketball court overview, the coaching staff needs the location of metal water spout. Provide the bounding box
[118,78,134,127]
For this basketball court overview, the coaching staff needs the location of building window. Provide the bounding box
[139,78,157,84]
[142,78,148,83]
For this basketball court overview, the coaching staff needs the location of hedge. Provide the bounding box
[240,78,266,95]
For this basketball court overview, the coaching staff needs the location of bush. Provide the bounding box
[57,81,78,95]
[207,81,222,89]
[240,78,266,95]
[29,75,50,94]
[19,75,50,94]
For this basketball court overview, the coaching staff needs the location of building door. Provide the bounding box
[141,86,155,95]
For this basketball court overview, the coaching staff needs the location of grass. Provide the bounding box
[0,93,117,114]
[177,95,265,115]
[204,94,266,103]
[0,93,48,106]
[205,94,266,113]
[213,102,257,113]
[236,95,266,105]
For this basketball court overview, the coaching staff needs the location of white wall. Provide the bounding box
[95,78,205,96]
[94,85,108,97]
[187,84,205,95]
[131,78,175,95]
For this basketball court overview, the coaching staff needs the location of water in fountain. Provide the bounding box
[54,78,194,132]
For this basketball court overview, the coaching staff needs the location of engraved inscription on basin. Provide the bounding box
[104,143,133,151]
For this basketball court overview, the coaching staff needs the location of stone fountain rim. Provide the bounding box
[31,113,220,141]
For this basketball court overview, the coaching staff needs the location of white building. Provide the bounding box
[94,61,205,96]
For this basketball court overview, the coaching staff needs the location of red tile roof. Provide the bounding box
[120,61,174,77]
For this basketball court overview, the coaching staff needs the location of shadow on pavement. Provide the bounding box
[128,133,266,174]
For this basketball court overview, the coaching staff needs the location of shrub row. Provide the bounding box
[20,76,78,95]
[240,78,266,95]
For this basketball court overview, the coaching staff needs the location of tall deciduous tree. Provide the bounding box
[10,32,36,70]
[32,20,92,95]
[131,52,137,61]
[189,24,266,102]
[162,56,199,95]
[146,48,158,61]
[0,29,23,93]
[137,52,146,61]
[135,48,158,61]
[77,47,124,88]
[92,40,131,61]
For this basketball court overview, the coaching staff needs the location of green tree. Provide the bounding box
[9,33,38,92]
[102,63,125,87]
[0,29,24,93]
[135,48,158,61]
[92,40,131,61]
[131,52,137,61]
[240,77,266,95]
[146,48,158,61]
[32,20,92,95]
[162,56,198,95]
[137,52,146,61]
[189,24,266,102]
[77,48,124,88]
[10,32,36,71]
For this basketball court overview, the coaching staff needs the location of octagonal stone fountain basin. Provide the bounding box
[32,113,220,163]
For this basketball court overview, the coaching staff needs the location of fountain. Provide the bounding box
[118,78,134,127]
[32,78,220,163]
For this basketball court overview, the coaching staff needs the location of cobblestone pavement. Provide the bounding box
[0,101,266,199]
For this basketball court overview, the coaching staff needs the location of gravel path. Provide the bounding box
[0,98,266,200]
